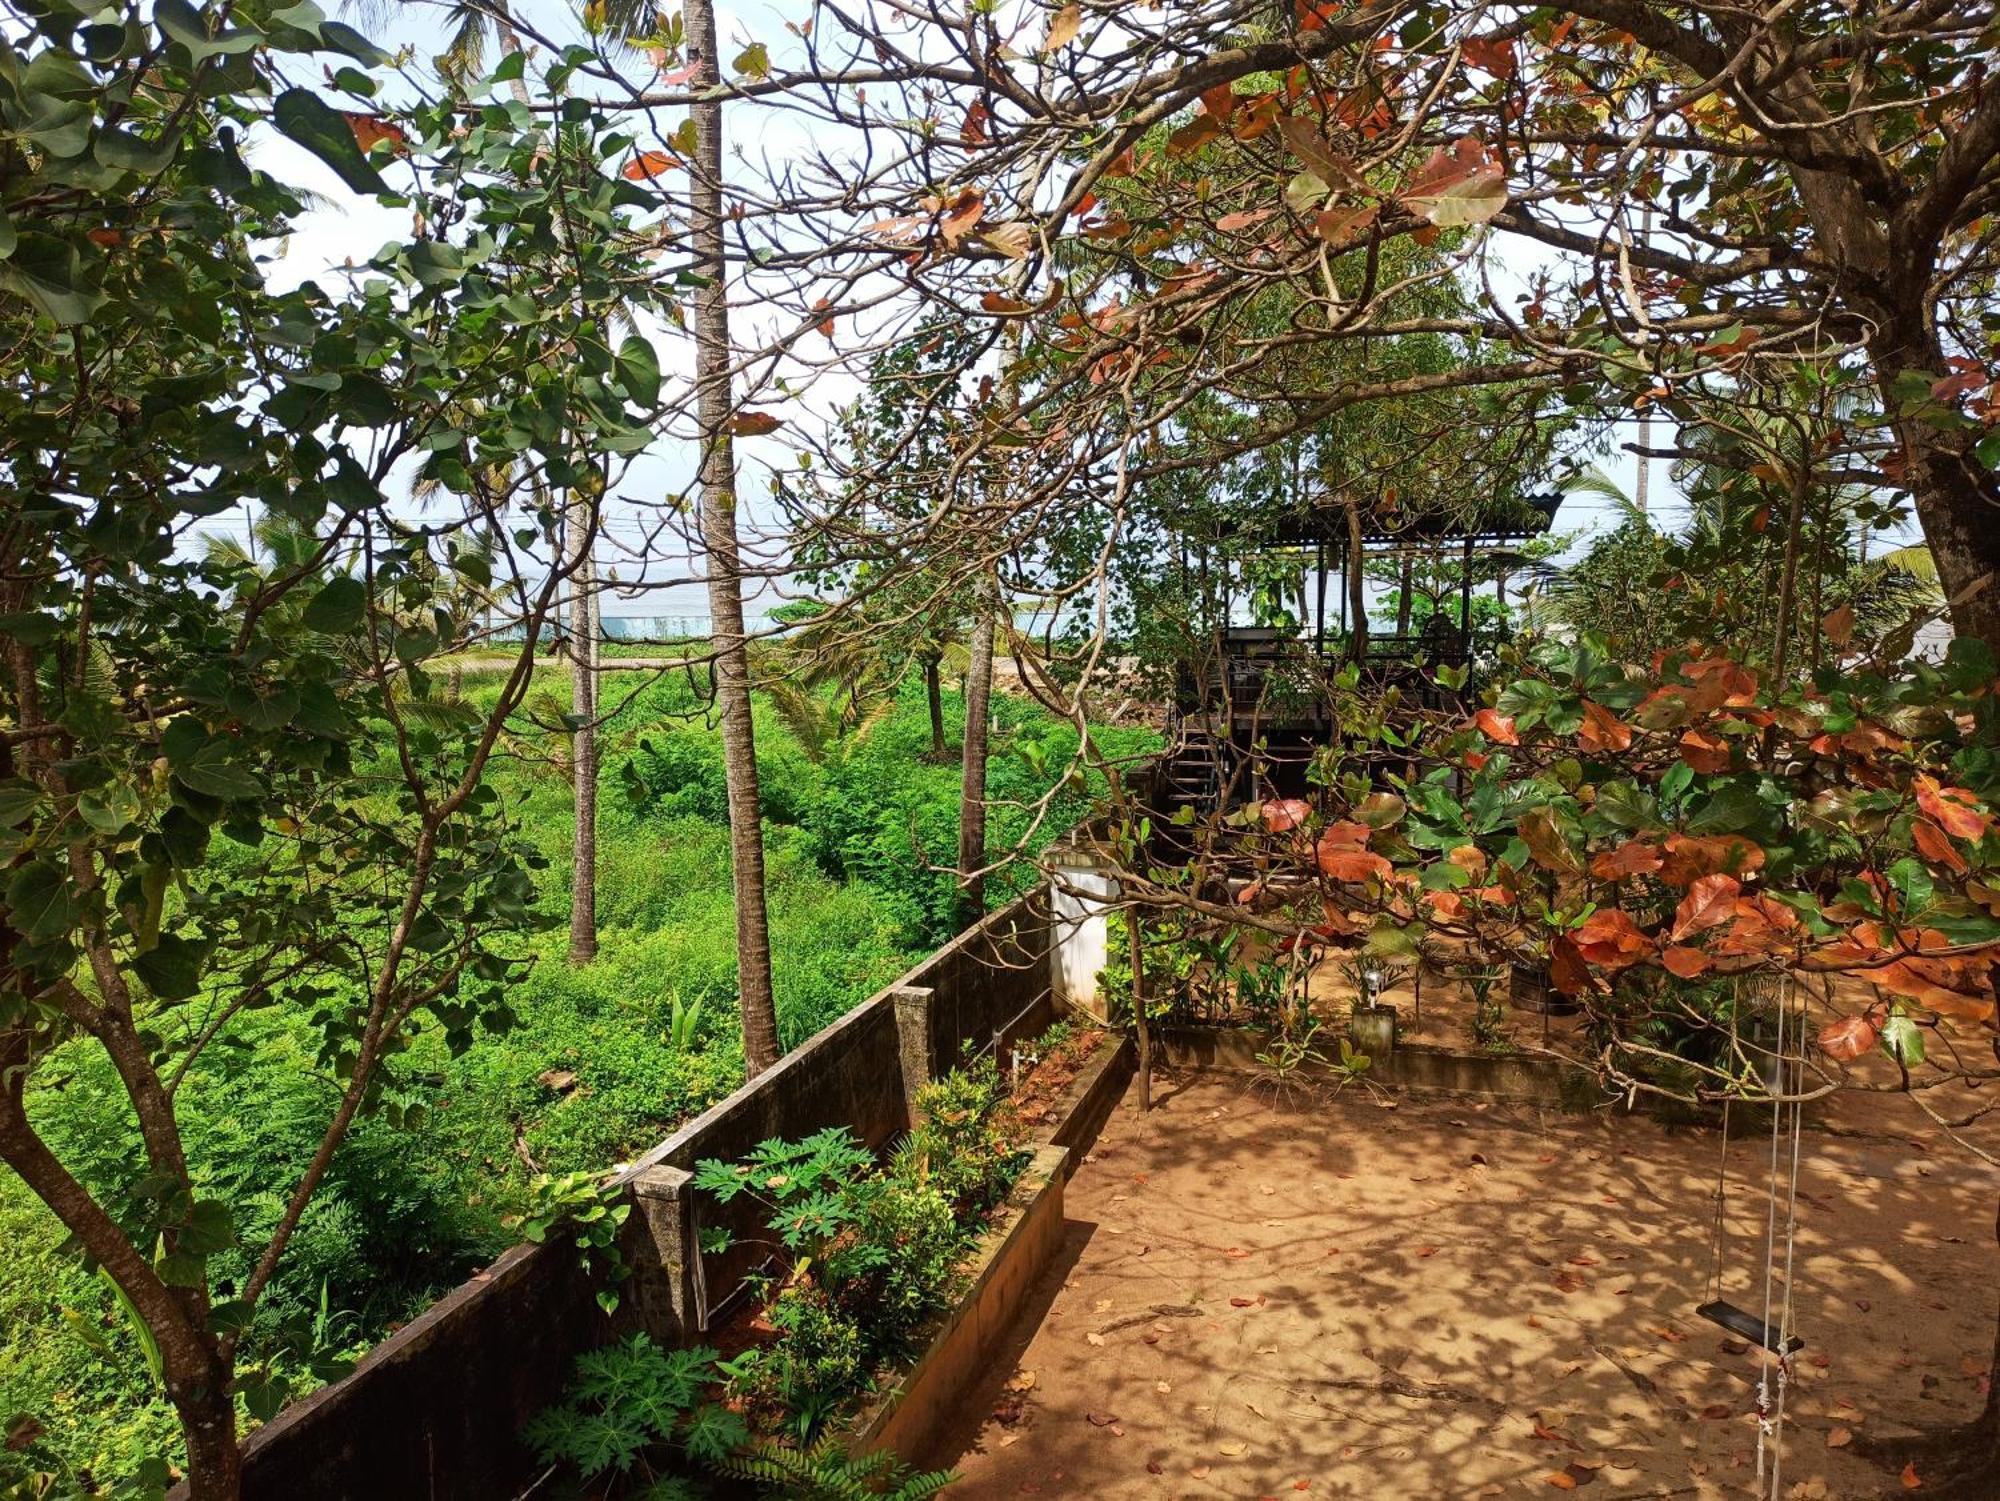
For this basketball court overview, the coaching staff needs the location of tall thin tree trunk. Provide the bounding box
[1394,553,1413,635]
[567,498,598,965]
[956,577,997,927]
[924,651,946,759]
[1344,500,1369,665]
[687,0,779,1076]
[1130,902,1152,1113]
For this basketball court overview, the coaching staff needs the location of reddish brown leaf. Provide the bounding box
[1216,207,1277,233]
[726,410,785,436]
[1822,604,1856,647]
[1903,1461,1922,1489]
[1572,908,1651,970]
[1473,708,1519,744]
[1669,873,1740,940]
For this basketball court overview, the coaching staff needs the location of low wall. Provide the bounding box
[1157,1024,1597,1107]
[197,890,1062,1501]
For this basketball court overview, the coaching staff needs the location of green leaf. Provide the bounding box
[319,20,390,66]
[490,50,527,84]
[173,739,261,800]
[1879,1011,1925,1068]
[156,0,265,61]
[5,861,74,941]
[301,574,367,633]
[1683,781,1763,835]
[271,88,388,197]
[94,125,182,175]
[0,780,43,827]
[614,334,661,407]
[0,232,106,325]
[135,933,208,1001]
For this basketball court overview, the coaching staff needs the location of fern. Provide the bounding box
[709,1433,956,1500]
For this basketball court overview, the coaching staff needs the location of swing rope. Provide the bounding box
[1704,976,1807,1501]
[1753,976,1806,1501]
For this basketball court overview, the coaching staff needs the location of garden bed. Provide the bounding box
[848,1144,1069,1467]
[1008,1021,1136,1171]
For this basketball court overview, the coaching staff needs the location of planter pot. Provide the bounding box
[1509,963,1580,1017]
[1347,1004,1398,1059]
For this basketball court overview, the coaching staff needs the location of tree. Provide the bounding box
[0,14,670,1494]
[1108,620,2000,1494]
[682,0,781,1077]
[656,0,2000,651]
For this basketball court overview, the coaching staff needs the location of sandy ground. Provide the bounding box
[940,1070,1997,1499]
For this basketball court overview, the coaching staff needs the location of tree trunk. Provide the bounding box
[1130,903,1152,1113]
[686,0,780,1076]
[1344,500,1369,665]
[567,499,598,966]
[924,651,946,759]
[956,584,997,927]
[1854,311,2000,649]
[177,1383,243,1501]
[1394,554,1413,636]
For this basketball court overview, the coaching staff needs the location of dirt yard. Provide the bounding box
[940,1069,1997,1499]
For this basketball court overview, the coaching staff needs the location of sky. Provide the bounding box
[216,0,1924,633]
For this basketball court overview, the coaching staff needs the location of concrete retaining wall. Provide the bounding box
[199,890,1061,1501]
[1157,1024,1597,1106]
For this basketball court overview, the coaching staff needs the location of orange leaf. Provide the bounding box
[1318,847,1391,883]
[1577,700,1633,753]
[1912,818,1970,874]
[1216,207,1278,233]
[1915,775,1991,841]
[1903,1460,1922,1489]
[1473,708,1519,744]
[622,149,681,180]
[1817,1014,1880,1062]
[1658,834,1764,888]
[1661,944,1713,979]
[1591,839,1662,880]
[1262,798,1311,833]
[727,410,784,436]
[1669,873,1740,941]
[1678,729,1731,774]
[344,113,408,153]
[1822,604,1855,647]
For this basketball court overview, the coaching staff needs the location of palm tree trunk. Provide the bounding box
[956,578,998,926]
[687,0,779,1076]
[566,498,598,966]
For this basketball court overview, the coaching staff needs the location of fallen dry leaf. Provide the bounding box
[1903,1461,1922,1489]
[1005,1371,1037,1392]
[1087,1410,1119,1428]
[1146,1460,1163,1474]
[1219,1441,1248,1456]
[1826,1427,1852,1448]
[1085,1332,1106,1347]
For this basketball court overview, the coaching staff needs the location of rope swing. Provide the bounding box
[1696,974,1807,1500]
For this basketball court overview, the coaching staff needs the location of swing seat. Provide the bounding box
[1696,1299,1804,1355]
